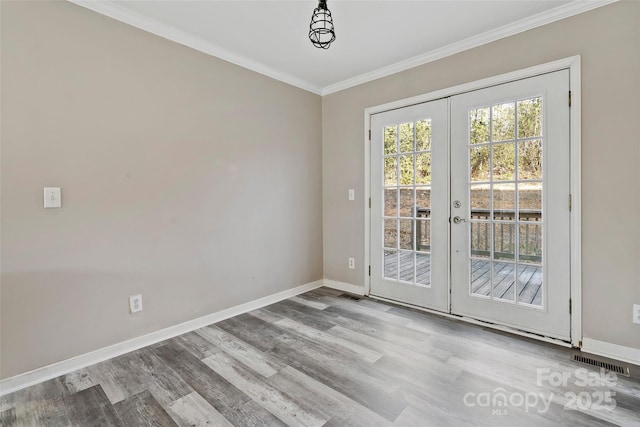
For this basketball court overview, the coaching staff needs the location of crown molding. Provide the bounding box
[321,0,617,95]
[67,0,616,97]
[67,0,324,95]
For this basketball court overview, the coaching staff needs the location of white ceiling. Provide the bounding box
[70,0,614,94]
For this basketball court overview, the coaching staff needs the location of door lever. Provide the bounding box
[452,216,467,224]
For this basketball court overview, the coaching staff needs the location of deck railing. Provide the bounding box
[415,207,542,264]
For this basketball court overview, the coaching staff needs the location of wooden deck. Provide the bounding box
[384,252,542,305]
[384,251,432,286]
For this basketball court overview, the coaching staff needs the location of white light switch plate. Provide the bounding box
[348,189,355,201]
[44,187,62,208]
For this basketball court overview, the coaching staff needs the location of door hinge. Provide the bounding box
[569,298,572,315]
[569,91,572,107]
[368,265,371,276]
[569,194,572,211]
[369,198,371,208]
[368,129,371,141]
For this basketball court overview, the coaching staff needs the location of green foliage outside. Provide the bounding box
[385,97,542,186]
[469,98,543,181]
[384,120,432,185]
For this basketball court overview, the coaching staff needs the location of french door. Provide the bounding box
[370,100,449,311]
[370,70,571,340]
[451,70,570,340]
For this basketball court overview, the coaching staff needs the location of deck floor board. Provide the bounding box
[384,252,542,305]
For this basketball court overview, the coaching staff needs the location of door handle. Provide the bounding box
[452,216,467,224]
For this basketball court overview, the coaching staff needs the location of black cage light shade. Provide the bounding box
[309,0,336,49]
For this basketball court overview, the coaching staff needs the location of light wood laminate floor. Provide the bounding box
[1,287,639,426]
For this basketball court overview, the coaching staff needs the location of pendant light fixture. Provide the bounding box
[309,0,336,49]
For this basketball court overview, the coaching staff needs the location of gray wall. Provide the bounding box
[323,1,640,350]
[1,1,323,379]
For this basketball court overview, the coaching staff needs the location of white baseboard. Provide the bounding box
[322,279,365,296]
[0,280,323,397]
[581,338,640,366]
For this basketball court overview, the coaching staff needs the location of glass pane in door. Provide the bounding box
[382,120,433,287]
[467,98,544,307]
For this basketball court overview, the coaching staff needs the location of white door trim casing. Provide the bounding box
[364,55,582,347]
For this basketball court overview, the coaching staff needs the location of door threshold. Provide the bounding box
[369,294,574,349]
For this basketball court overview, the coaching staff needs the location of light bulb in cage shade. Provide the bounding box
[309,0,336,49]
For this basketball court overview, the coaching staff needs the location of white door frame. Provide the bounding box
[364,56,582,348]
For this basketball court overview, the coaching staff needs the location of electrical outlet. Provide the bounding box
[129,294,143,314]
[633,304,640,325]
[348,257,355,269]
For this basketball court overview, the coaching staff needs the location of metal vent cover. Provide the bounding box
[573,354,630,377]
[338,293,363,301]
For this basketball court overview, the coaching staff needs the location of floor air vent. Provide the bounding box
[338,293,363,301]
[573,354,630,377]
